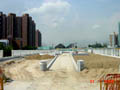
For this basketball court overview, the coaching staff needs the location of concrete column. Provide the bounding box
[112,49,114,56]
[118,49,120,56]
[77,60,84,72]
[0,50,3,58]
[91,49,93,54]
[40,61,47,71]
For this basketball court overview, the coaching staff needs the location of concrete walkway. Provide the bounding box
[50,53,75,72]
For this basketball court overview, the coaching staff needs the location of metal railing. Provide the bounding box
[0,68,3,90]
[100,74,120,90]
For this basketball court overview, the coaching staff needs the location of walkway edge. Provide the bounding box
[0,56,24,62]
[71,54,78,71]
[47,55,58,70]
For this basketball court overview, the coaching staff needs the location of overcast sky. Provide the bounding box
[1,0,120,46]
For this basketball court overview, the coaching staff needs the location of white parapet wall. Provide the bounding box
[88,48,120,58]
[0,50,3,58]
[71,53,78,71]
[12,50,56,57]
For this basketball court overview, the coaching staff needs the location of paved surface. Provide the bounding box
[51,53,75,71]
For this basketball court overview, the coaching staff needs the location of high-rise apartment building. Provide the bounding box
[32,21,36,47]
[13,17,22,49]
[36,30,42,47]
[0,12,3,39]
[22,14,29,47]
[28,17,33,46]
[2,14,7,39]
[109,32,118,48]
[16,17,22,38]
[7,13,16,38]
[35,30,38,47]
[118,22,120,47]
[0,12,41,49]
[0,12,7,39]
[7,13,16,45]
[38,30,42,47]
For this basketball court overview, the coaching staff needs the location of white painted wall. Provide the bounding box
[12,50,56,57]
[0,50,3,58]
[88,48,120,58]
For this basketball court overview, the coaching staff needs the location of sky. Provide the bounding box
[1,0,120,46]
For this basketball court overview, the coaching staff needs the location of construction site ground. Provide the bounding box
[0,53,119,90]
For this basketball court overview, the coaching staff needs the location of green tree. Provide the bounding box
[3,45,13,57]
[0,43,4,50]
[22,46,37,50]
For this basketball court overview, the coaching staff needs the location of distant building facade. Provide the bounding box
[22,14,29,47]
[16,17,22,38]
[28,17,33,47]
[7,13,17,45]
[0,12,7,39]
[32,21,36,47]
[118,22,120,47]
[7,13,16,39]
[0,12,3,39]
[12,16,23,49]
[2,14,7,39]
[0,12,42,49]
[36,30,42,47]
[35,30,38,47]
[109,32,118,48]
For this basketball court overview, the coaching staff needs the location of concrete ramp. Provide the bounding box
[50,53,75,72]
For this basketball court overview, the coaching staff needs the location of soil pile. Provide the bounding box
[74,54,120,69]
[25,54,54,60]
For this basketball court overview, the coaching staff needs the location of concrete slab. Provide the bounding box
[50,53,75,72]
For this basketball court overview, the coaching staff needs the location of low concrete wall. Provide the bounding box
[47,55,58,70]
[0,56,23,62]
[12,50,56,57]
[0,50,3,58]
[71,54,78,71]
[88,48,120,58]
[12,50,38,56]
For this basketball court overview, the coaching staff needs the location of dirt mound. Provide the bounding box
[25,54,54,60]
[5,61,15,65]
[3,60,41,80]
[0,54,54,81]
[74,54,120,69]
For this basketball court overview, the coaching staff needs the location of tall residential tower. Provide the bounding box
[118,22,120,47]
[0,12,41,49]
[109,32,118,48]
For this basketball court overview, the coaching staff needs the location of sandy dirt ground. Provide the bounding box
[3,53,100,90]
[74,54,120,69]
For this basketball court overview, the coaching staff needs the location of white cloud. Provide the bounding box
[24,0,71,29]
[25,1,70,14]
[23,0,71,45]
